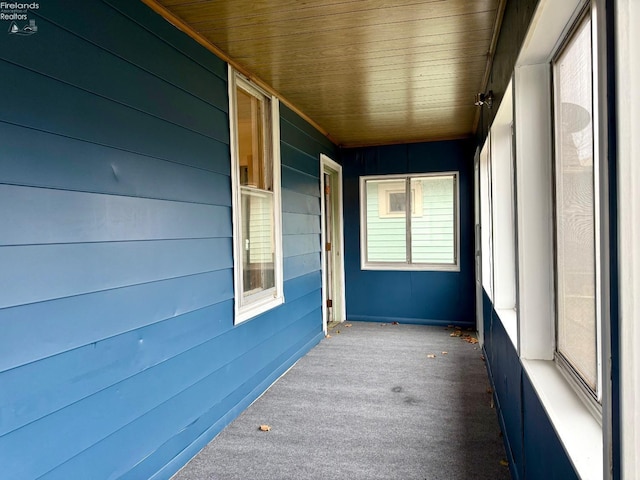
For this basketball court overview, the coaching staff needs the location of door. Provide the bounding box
[320,155,346,334]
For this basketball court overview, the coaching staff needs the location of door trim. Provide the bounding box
[320,154,346,335]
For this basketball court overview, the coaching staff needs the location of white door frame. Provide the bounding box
[320,154,346,335]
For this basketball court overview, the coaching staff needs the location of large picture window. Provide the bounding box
[552,11,600,400]
[360,173,459,271]
[229,68,283,323]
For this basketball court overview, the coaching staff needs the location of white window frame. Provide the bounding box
[228,66,284,324]
[615,1,640,477]
[513,0,610,477]
[479,139,493,299]
[489,79,518,349]
[551,8,602,409]
[359,172,460,272]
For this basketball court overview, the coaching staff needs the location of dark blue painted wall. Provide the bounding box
[341,141,476,326]
[0,1,336,478]
[483,292,579,480]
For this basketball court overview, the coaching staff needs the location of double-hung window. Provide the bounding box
[229,68,283,324]
[552,10,601,403]
[360,173,459,271]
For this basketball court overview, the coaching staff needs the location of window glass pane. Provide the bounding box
[241,188,275,296]
[411,176,455,264]
[237,87,271,191]
[553,16,597,391]
[389,192,406,213]
[366,179,406,262]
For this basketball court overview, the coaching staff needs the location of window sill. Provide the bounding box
[361,263,460,272]
[521,359,603,480]
[235,295,284,325]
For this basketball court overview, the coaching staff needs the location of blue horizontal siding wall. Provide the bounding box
[0,1,337,478]
[341,141,475,325]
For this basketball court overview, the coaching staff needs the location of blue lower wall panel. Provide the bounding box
[482,295,524,480]
[483,294,579,480]
[522,375,579,480]
[348,314,470,327]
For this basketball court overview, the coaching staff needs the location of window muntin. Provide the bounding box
[229,69,283,323]
[360,173,458,271]
[552,13,599,396]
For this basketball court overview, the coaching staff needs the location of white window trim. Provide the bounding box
[479,138,494,299]
[488,79,519,350]
[228,66,284,324]
[513,0,610,477]
[616,1,640,477]
[359,172,460,272]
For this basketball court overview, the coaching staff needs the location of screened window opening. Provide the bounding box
[229,68,283,324]
[552,12,599,398]
[360,173,459,271]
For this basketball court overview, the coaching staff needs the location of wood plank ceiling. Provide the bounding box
[147,0,504,147]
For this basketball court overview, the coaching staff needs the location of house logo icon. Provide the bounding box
[8,19,37,35]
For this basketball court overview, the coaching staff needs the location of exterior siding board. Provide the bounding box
[0,1,336,478]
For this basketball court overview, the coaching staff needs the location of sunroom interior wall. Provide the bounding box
[341,140,475,326]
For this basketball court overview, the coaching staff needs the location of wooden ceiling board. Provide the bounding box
[152,0,504,147]
[197,11,497,46]
[172,1,495,32]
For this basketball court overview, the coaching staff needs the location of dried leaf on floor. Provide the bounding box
[500,459,509,467]
[336,330,340,334]
[345,323,353,327]
[464,337,479,344]
[486,388,493,394]
[441,351,448,355]
[427,354,437,359]
[259,425,271,431]
[481,355,486,361]
[380,323,387,326]
[450,330,462,337]
[391,321,399,325]
[325,334,332,338]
